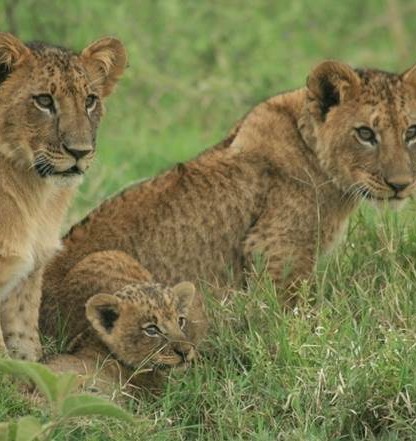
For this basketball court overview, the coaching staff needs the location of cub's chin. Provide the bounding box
[49,173,84,188]
[357,186,412,211]
[368,197,409,212]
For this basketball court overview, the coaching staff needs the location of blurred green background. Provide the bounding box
[1,0,415,223]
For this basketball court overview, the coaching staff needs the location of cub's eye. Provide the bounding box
[355,126,377,145]
[33,94,54,111]
[85,94,98,111]
[405,125,416,143]
[143,325,161,337]
[178,316,187,330]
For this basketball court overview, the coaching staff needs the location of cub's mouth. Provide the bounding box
[52,165,84,177]
[116,358,188,373]
[356,182,415,202]
[357,187,413,210]
[150,360,192,373]
[35,162,84,178]
[360,191,404,201]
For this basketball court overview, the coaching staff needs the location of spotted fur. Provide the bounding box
[42,254,207,394]
[41,60,416,319]
[0,33,126,360]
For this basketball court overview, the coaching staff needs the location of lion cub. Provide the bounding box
[41,60,416,311]
[0,33,126,360]
[44,275,207,394]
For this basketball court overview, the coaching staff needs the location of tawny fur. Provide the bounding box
[44,272,207,395]
[0,33,126,360]
[41,60,416,367]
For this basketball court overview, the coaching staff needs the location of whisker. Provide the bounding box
[28,156,48,171]
[341,182,366,204]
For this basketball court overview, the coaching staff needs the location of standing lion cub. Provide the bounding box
[0,33,126,360]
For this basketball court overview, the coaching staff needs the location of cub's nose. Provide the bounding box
[63,144,93,160]
[173,342,195,362]
[384,178,412,193]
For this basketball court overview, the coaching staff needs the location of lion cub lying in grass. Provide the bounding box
[0,33,126,360]
[42,252,207,394]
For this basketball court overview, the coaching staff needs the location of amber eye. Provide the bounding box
[85,94,98,111]
[355,126,377,145]
[143,325,161,337]
[33,94,54,111]
[178,317,187,330]
[405,125,416,143]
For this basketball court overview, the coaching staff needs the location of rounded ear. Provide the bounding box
[172,281,196,311]
[0,33,30,71]
[81,36,127,97]
[401,64,416,88]
[85,293,121,334]
[306,60,360,119]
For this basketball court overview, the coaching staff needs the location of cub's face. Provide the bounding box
[86,282,208,371]
[0,33,126,185]
[305,60,416,207]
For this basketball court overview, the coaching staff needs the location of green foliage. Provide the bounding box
[0,360,135,441]
[1,0,416,439]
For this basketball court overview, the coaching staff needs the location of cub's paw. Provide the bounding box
[5,333,42,361]
[0,340,9,359]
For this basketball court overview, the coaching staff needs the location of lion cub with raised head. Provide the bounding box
[41,60,416,320]
[42,251,207,393]
[0,33,126,360]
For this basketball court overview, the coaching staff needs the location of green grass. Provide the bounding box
[2,0,416,439]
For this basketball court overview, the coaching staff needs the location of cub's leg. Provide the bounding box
[0,320,6,356]
[0,254,37,358]
[1,267,43,361]
[243,197,318,306]
[45,348,125,396]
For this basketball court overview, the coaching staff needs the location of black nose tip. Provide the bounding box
[63,144,92,160]
[173,344,192,362]
[384,179,411,192]
[174,349,188,361]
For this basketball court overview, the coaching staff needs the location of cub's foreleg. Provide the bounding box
[1,267,43,361]
[243,196,319,305]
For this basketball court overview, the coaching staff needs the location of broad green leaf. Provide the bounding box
[15,416,44,441]
[1,421,16,441]
[61,394,135,423]
[55,373,77,407]
[0,360,58,404]
[0,423,9,441]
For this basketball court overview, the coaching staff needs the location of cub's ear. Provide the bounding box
[306,60,360,119]
[172,281,196,311]
[401,64,416,88]
[86,293,121,334]
[0,33,30,81]
[81,36,127,97]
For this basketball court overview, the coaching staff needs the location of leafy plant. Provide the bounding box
[0,359,135,441]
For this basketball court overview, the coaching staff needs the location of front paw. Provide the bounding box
[5,333,42,361]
